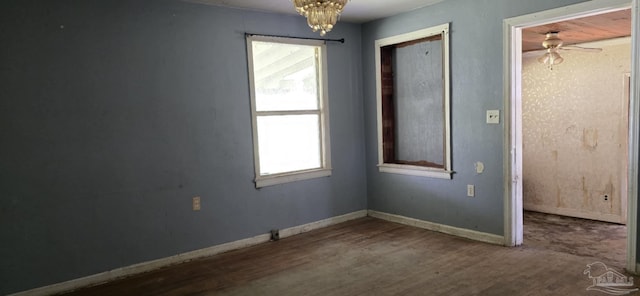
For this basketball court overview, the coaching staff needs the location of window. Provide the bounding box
[247,36,331,188]
[375,24,452,179]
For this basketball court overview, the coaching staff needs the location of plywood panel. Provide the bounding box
[522,9,631,52]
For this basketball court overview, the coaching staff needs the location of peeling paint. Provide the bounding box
[581,176,590,209]
[582,128,598,151]
[604,176,615,213]
[556,186,565,208]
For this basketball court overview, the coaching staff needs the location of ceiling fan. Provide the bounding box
[538,32,603,69]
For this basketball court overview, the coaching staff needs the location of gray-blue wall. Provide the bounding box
[361,0,588,235]
[0,1,366,294]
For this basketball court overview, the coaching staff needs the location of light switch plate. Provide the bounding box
[486,110,500,124]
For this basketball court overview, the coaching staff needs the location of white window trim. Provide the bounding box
[378,163,452,180]
[246,35,332,188]
[374,23,453,179]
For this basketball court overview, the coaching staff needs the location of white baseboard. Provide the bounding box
[279,210,367,238]
[10,210,367,296]
[367,210,504,245]
[524,204,625,224]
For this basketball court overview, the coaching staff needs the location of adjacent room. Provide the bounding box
[520,10,632,268]
[1,0,639,295]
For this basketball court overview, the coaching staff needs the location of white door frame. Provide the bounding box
[503,0,640,273]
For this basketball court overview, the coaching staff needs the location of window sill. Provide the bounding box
[378,163,453,179]
[255,168,332,188]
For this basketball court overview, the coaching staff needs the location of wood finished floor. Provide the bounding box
[523,210,627,269]
[61,216,638,296]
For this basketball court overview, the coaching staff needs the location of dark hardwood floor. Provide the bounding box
[59,215,638,296]
[523,210,627,268]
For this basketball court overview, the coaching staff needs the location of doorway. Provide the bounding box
[503,0,639,273]
[521,26,631,225]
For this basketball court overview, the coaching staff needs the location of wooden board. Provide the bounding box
[522,9,631,52]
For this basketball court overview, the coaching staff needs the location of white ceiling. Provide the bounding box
[183,0,445,23]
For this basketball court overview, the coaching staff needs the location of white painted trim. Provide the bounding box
[503,0,637,271]
[255,168,332,188]
[319,37,333,184]
[246,35,332,189]
[523,204,625,224]
[9,210,367,296]
[502,16,523,247]
[622,72,632,225]
[368,210,504,245]
[378,164,453,179]
[374,23,452,178]
[627,0,640,274]
[279,210,367,238]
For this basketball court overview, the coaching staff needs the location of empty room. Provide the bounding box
[1,0,640,295]
[521,11,632,268]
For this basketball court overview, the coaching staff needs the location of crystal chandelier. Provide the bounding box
[292,0,349,36]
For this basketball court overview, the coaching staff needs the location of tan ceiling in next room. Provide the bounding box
[522,9,632,52]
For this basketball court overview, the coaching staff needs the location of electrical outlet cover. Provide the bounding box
[467,185,475,197]
[486,110,500,124]
[192,196,201,211]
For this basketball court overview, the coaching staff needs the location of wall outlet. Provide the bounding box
[467,185,475,197]
[192,196,201,211]
[270,229,280,241]
[475,162,485,174]
[486,110,500,124]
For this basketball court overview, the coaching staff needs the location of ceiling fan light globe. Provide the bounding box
[549,52,564,64]
[538,54,550,64]
[553,56,564,64]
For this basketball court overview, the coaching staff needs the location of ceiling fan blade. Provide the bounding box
[560,45,603,52]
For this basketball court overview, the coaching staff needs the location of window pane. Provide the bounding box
[252,41,319,112]
[257,115,321,175]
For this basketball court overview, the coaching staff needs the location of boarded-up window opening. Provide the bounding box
[380,34,446,169]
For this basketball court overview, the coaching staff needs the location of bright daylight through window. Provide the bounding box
[247,36,331,188]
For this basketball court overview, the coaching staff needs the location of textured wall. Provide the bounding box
[0,1,366,294]
[522,42,631,223]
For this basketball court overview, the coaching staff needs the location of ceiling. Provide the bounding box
[522,9,632,52]
[183,0,445,23]
[184,1,632,50]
